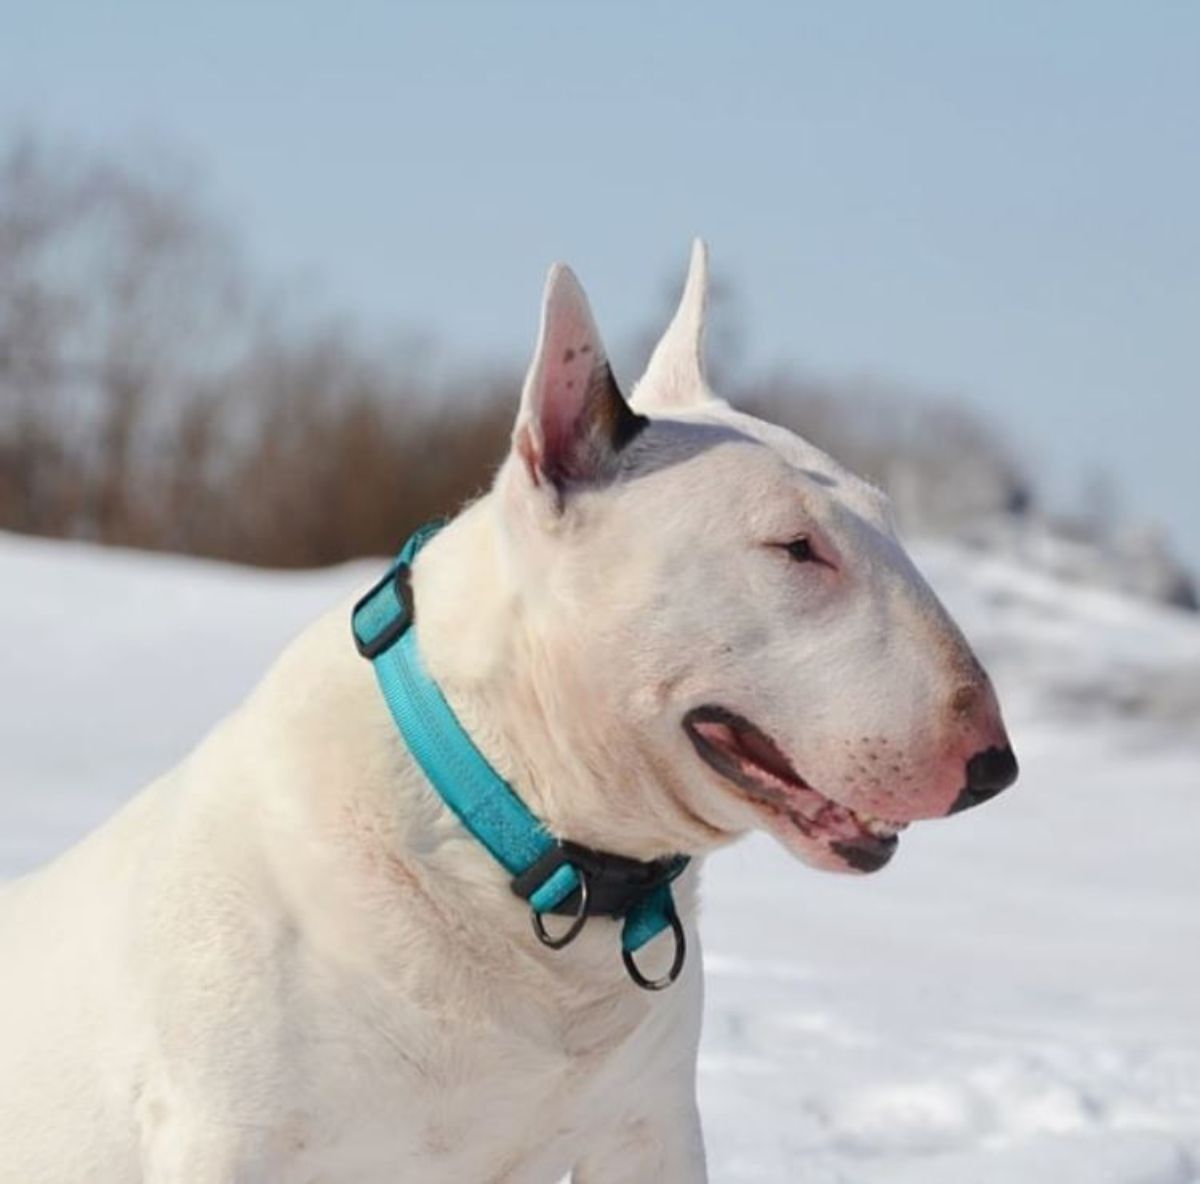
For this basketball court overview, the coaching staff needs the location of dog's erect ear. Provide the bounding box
[512,264,646,492]
[632,238,714,412]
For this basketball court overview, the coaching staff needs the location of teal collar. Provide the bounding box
[351,522,690,991]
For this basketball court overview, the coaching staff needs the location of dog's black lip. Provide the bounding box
[683,705,798,808]
[682,705,900,870]
[830,836,898,872]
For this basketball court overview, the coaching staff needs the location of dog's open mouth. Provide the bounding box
[683,705,908,872]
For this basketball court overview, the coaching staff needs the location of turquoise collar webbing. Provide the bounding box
[350,522,688,976]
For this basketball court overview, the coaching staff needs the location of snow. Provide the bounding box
[2,529,1198,1181]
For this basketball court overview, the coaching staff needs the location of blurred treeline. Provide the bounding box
[0,135,518,567]
[0,133,1193,607]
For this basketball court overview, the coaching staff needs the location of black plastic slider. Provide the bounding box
[352,563,415,660]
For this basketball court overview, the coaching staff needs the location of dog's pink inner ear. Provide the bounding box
[516,264,645,490]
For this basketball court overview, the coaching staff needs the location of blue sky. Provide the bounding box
[5,1,1198,567]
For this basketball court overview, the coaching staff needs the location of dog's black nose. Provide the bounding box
[949,746,1019,814]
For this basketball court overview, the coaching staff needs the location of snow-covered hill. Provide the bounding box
[1,531,1197,1182]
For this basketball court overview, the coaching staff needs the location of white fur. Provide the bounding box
[0,242,1010,1182]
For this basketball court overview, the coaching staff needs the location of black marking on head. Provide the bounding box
[580,362,646,456]
[546,363,647,489]
[608,379,649,454]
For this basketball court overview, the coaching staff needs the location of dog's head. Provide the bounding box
[474,242,1015,874]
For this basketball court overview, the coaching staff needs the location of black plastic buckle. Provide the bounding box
[352,563,414,660]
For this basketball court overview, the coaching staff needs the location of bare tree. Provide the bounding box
[0,133,252,545]
[0,131,520,567]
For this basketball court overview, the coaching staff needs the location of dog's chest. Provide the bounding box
[283,975,659,1183]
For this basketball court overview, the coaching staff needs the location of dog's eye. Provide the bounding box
[785,537,817,563]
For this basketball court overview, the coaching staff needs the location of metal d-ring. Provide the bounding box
[531,870,591,950]
[621,908,687,991]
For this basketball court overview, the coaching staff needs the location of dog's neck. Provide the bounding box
[410,496,731,862]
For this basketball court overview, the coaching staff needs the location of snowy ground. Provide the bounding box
[2,531,1198,1182]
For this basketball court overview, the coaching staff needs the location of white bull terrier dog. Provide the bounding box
[0,241,1017,1183]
